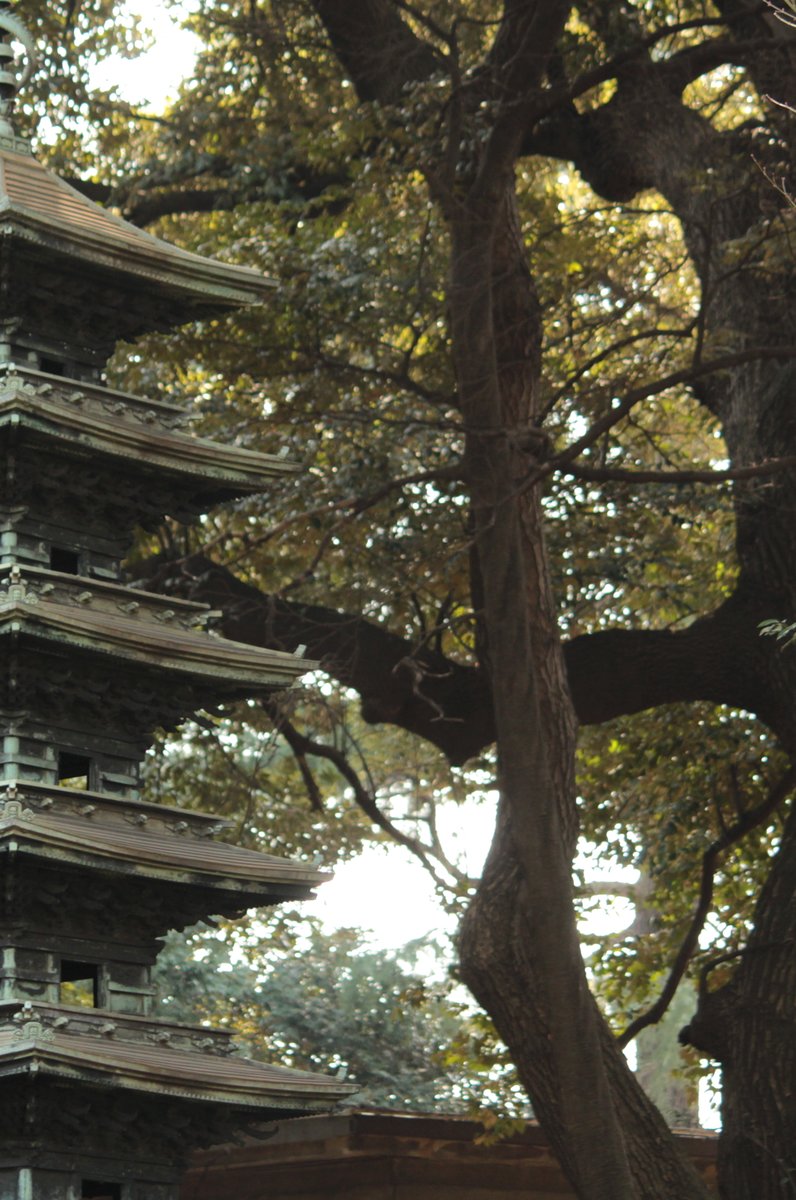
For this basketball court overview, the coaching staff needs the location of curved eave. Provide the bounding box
[0,599,316,690]
[0,812,329,892]
[0,1033,355,1109]
[0,392,300,493]
[0,150,276,310]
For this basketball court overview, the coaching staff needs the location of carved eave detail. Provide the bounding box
[0,566,215,633]
[1,1000,237,1056]
[0,795,329,893]
[0,366,300,495]
[0,1025,353,1110]
[1,364,190,430]
[0,592,314,690]
[0,779,233,834]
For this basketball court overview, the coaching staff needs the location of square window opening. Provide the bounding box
[81,1183,122,1200]
[57,752,91,790]
[40,357,66,377]
[60,960,99,1008]
[50,546,80,574]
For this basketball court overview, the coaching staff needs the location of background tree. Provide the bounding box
[19,1,796,1197]
[153,918,522,1115]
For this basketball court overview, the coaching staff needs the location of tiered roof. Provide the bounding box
[0,565,308,694]
[0,780,328,906]
[0,1005,346,1113]
[0,8,356,1185]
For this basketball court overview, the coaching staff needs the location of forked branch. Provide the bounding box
[261,696,471,893]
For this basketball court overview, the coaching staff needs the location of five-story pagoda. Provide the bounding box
[0,7,354,1199]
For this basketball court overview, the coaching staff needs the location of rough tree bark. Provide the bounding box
[447,182,710,1197]
[448,166,639,1192]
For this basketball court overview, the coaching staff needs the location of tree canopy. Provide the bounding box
[20,1,796,1197]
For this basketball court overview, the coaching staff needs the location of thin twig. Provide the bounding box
[563,455,796,487]
[617,766,795,1048]
[261,698,463,890]
[545,346,796,483]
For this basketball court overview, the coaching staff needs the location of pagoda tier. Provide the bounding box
[0,364,299,576]
[0,1004,344,1200]
[0,144,276,370]
[0,563,309,752]
[0,1004,344,1117]
[0,781,328,983]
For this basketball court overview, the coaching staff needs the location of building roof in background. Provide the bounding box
[182,1109,718,1199]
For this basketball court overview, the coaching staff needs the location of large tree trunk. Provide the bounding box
[460,821,713,1199]
[685,795,796,1199]
[716,806,796,1200]
[649,85,796,1200]
[450,182,711,1198]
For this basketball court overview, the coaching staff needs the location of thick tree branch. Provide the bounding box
[475,1,571,192]
[535,22,770,127]
[660,35,776,92]
[137,551,494,765]
[66,6,780,234]
[136,555,787,765]
[309,0,441,103]
[67,164,350,228]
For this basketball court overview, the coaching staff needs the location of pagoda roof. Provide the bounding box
[0,796,329,897]
[0,566,216,634]
[0,365,299,503]
[0,1024,354,1112]
[0,999,237,1057]
[0,144,275,315]
[0,585,311,693]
